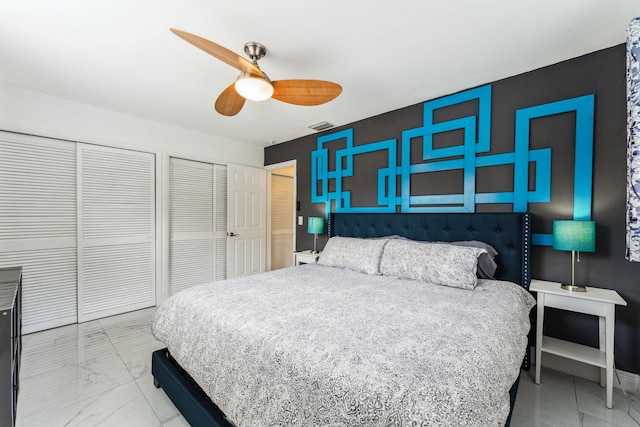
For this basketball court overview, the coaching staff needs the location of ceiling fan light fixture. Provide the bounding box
[235,72,274,101]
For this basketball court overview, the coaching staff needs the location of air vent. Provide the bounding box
[308,121,335,131]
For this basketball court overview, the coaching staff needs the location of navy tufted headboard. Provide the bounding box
[328,212,531,288]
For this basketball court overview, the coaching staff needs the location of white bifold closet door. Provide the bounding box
[0,132,78,333]
[214,165,228,281]
[0,132,156,331]
[169,158,227,296]
[77,144,155,322]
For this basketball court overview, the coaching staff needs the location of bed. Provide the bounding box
[151,212,535,426]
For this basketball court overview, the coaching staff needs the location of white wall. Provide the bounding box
[0,82,263,165]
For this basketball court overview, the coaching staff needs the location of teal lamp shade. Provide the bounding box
[552,220,596,252]
[307,217,324,235]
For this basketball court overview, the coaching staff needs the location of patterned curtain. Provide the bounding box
[626,17,640,261]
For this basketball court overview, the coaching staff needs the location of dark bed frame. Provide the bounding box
[152,211,532,427]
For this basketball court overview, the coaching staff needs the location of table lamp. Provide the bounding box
[552,220,595,292]
[307,217,324,254]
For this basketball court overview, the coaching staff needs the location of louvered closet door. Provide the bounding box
[0,131,78,333]
[78,144,155,322]
[169,159,213,295]
[214,165,227,281]
[169,159,226,295]
[270,174,294,270]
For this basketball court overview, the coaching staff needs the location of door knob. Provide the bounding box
[228,232,239,237]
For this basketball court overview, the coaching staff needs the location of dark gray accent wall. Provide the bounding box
[265,44,640,375]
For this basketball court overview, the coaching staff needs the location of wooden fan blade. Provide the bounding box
[170,28,264,77]
[215,83,246,116]
[271,80,342,106]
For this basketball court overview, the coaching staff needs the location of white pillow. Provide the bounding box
[448,240,499,279]
[318,236,389,275]
[380,239,487,289]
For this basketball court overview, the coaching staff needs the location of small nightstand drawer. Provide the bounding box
[294,250,321,265]
[543,293,610,317]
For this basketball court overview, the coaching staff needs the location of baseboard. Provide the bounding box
[531,346,639,395]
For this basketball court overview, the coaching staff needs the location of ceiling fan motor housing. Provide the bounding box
[244,42,267,63]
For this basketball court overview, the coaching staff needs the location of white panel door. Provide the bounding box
[0,131,78,333]
[77,144,155,322]
[227,163,266,278]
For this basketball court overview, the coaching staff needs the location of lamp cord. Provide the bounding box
[571,250,576,287]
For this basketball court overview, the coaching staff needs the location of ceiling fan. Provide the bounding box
[170,28,343,116]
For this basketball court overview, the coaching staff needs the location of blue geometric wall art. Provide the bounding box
[400,85,493,213]
[311,129,398,214]
[515,95,595,246]
[311,84,595,246]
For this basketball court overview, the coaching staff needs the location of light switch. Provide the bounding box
[298,216,303,225]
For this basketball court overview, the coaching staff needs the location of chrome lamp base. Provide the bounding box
[311,233,320,254]
[560,283,587,292]
[560,250,587,292]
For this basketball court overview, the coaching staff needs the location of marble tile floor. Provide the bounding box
[15,307,640,427]
[15,307,188,427]
[512,368,640,427]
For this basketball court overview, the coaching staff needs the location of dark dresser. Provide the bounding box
[0,267,22,427]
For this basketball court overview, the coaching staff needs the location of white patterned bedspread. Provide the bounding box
[152,264,535,427]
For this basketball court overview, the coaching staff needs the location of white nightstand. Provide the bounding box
[530,279,627,409]
[294,250,321,265]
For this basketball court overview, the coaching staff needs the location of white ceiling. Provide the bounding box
[0,1,637,148]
